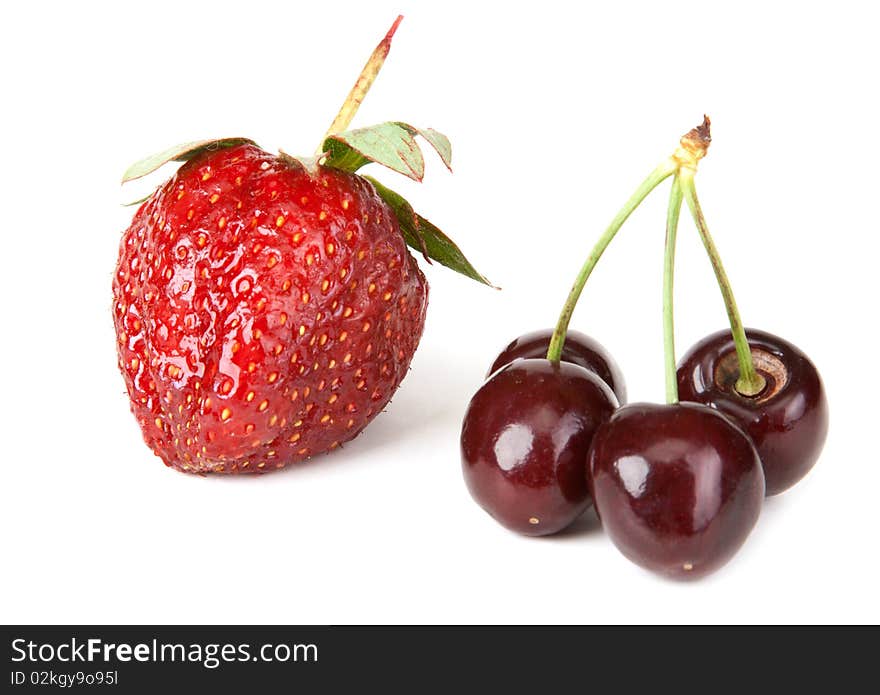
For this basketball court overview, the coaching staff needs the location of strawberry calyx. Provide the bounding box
[119,16,492,286]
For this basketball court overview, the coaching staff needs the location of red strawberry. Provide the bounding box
[113,18,489,473]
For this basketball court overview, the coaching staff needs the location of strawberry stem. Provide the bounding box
[318,15,403,152]
[663,175,683,404]
[678,168,766,397]
[546,159,678,362]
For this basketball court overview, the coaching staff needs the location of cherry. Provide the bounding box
[459,118,822,579]
[677,328,828,496]
[588,402,765,579]
[486,328,627,404]
[461,359,618,536]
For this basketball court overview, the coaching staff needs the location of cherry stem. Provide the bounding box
[547,159,678,362]
[678,168,766,396]
[318,15,404,152]
[664,175,683,404]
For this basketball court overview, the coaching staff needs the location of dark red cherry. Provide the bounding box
[677,328,828,496]
[461,359,618,536]
[486,328,627,404]
[588,402,764,579]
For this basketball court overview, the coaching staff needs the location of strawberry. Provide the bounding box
[113,18,489,473]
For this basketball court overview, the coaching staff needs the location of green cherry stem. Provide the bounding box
[663,175,683,404]
[546,159,678,362]
[678,167,766,396]
[318,15,404,151]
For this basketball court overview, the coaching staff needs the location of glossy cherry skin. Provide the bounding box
[486,328,627,404]
[589,402,764,579]
[677,328,828,496]
[461,359,618,536]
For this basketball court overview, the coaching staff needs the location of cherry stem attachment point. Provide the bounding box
[318,15,404,152]
[664,175,683,404]
[678,168,765,397]
[546,159,678,362]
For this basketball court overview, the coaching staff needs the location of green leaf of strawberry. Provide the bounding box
[365,176,495,287]
[121,137,255,183]
[322,122,452,181]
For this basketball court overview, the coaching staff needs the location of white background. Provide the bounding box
[2,0,878,624]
